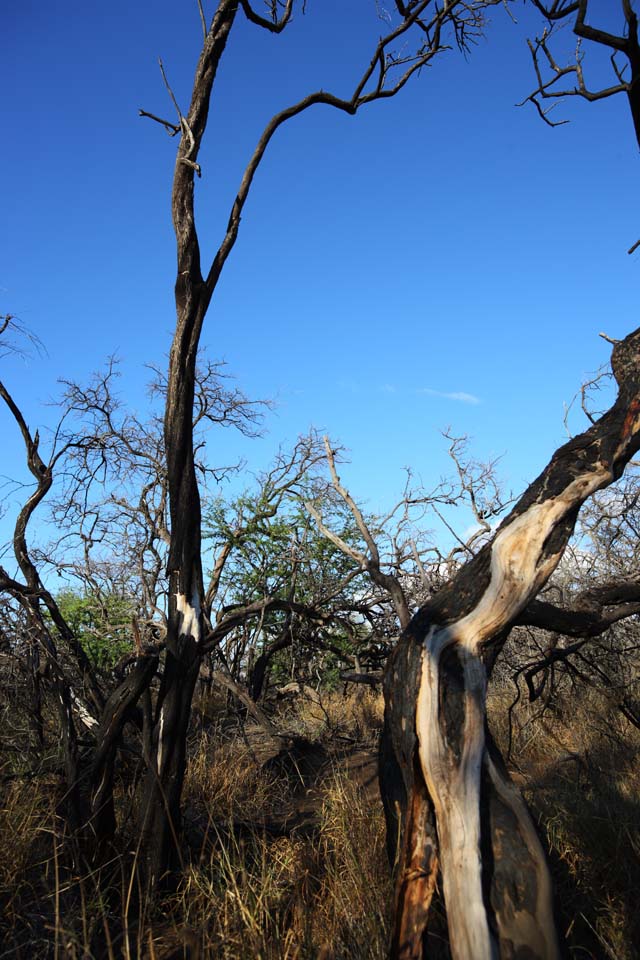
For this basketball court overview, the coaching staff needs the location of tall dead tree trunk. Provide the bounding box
[382,328,640,959]
[138,1,240,884]
[136,0,500,885]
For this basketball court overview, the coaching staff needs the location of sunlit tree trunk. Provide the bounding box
[382,328,640,959]
[133,0,521,886]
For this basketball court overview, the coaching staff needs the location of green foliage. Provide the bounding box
[204,494,363,612]
[54,590,135,670]
[203,491,370,685]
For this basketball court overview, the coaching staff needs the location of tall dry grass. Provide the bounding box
[165,768,390,959]
[489,684,640,960]
[1,690,391,959]
[1,686,638,958]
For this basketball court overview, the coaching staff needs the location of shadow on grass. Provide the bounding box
[526,736,640,960]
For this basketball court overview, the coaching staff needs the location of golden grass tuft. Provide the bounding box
[1,692,390,958]
[283,688,385,743]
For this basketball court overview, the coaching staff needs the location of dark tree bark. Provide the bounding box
[248,631,290,701]
[383,328,640,959]
[137,0,495,884]
[527,1,640,152]
[90,652,160,856]
[0,379,105,834]
[137,1,240,884]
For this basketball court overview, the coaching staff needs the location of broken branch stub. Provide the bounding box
[384,327,640,960]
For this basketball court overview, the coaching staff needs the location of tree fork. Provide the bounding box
[384,327,640,959]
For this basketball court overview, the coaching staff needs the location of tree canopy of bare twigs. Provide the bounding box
[523,2,640,159]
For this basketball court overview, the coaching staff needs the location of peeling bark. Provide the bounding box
[384,328,640,959]
[383,629,441,959]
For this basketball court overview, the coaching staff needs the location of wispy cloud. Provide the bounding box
[417,387,481,405]
[336,378,360,394]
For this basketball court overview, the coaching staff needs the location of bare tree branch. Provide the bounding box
[240,0,294,33]
[524,1,640,147]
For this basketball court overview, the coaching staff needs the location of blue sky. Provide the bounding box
[2,0,639,546]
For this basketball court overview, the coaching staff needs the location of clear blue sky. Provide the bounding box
[2,0,639,542]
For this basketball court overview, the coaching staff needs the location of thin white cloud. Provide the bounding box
[418,387,481,405]
[336,378,360,394]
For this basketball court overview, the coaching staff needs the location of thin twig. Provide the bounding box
[197,0,207,41]
[138,109,180,135]
[158,57,183,121]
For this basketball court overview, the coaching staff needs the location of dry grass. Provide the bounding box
[164,769,390,959]
[0,774,60,953]
[274,687,385,744]
[489,685,640,960]
[0,691,390,959]
[1,686,638,958]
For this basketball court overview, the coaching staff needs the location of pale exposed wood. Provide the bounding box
[387,329,640,958]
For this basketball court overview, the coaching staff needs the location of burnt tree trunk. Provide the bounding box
[137,1,239,886]
[136,0,526,887]
[0,381,105,836]
[383,328,640,959]
[26,619,44,748]
[89,652,159,857]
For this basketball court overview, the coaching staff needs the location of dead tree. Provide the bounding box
[0,369,106,834]
[300,340,640,957]
[524,2,640,253]
[2,327,326,841]
[508,465,640,729]
[138,0,506,885]
[382,328,640,959]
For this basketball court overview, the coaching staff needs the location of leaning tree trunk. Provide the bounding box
[382,328,640,959]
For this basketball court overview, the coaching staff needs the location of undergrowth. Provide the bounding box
[489,685,640,960]
[0,687,638,958]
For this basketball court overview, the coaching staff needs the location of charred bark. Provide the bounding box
[382,636,440,960]
[89,652,159,857]
[139,648,200,882]
[0,379,105,835]
[137,1,240,886]
[135,0,515,888]
[26,622,44,748]
[384,328,640,959]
